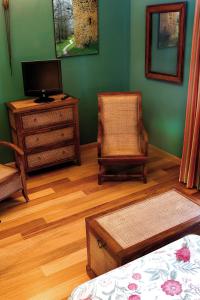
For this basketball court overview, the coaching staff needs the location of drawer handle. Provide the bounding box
[36,137,40,142]
[97,239,106,249]
[34,118,37,122]
[38,156,42,161]
[61,133,65,137]
[62,150,66,155]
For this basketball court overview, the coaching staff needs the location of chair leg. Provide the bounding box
[20,170,29,202]
[142,164,147,184]
[22,188,29,202]
[98,174,102,185]
[98,164,103,185]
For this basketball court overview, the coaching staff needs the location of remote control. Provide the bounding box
[61,94,71,100]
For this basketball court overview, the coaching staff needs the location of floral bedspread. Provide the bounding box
[69,235,200,300]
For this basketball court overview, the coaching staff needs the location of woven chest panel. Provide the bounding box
[27,145,75,168]
[97,190,200,249]
[25,127,74,149]
[22,107,73,129]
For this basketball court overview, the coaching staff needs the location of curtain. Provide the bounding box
[179,0,200,190]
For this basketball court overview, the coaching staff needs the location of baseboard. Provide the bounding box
[6,162,16,167]
[149,144,181,164]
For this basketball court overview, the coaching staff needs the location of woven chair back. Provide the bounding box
[99,93,142,156]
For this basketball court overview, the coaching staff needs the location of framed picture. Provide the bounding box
[158,12,180,48]
[52,0,99,58]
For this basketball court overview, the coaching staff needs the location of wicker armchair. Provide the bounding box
[0,141,29,202]
[97,92,148,184]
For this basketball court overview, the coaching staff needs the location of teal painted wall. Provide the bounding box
[130,0,195,157]
[0,0,130,162]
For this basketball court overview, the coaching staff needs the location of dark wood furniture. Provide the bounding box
[145,2,186,84]
[7,95,80,173]
[86,190,200,278]
[97,92,148,185]
[0,141,29,202]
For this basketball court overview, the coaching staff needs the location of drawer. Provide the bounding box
[27,145,75,169]
[22,107,73,130]
[25,127,74,149]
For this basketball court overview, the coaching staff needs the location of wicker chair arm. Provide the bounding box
[0,141,24,156]
[140,125,148,156]
[97,138,102,158]
[0,140,28,201]
[97,116,103,158]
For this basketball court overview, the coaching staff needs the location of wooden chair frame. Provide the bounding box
[0,141,29,202]
[97,92,148,185]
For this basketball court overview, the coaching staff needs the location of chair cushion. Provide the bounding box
[0,164,18,183]
[101,94,142,156]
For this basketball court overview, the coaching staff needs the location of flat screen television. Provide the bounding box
[22,59,63,103]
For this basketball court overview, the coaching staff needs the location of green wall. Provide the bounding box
[0,0,130,162]
[130,0,195,157]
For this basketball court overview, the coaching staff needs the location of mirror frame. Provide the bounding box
[145,2,186,84]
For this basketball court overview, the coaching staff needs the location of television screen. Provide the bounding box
[22,59,63,102]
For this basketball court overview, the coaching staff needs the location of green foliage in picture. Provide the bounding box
[53,0,99,57]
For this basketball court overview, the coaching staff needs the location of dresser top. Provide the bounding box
[7,94,79,113]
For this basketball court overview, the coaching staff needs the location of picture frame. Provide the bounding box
[52,0,99,58]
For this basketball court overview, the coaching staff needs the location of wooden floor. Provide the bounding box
[0,144,199,300]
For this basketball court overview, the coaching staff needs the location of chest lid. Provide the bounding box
[89,190,200,251]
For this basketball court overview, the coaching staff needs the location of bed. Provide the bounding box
[69,234,200,300]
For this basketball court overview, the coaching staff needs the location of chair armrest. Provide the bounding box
[0,141,27,182]
[0,141,24,156]
[97,115,103,158]
[140,125,149,156]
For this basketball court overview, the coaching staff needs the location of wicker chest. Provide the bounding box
[7,94,80,173]
[86,190,200,278]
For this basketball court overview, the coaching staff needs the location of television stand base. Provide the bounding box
[34,97,55,104]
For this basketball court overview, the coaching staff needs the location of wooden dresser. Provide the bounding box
[7,94,81,173]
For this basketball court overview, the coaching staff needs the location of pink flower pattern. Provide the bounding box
[175,245,190,262]
[128,295,141,300]
[161,280,182,296]
[132,273,142,280]
[128,283,138,290]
